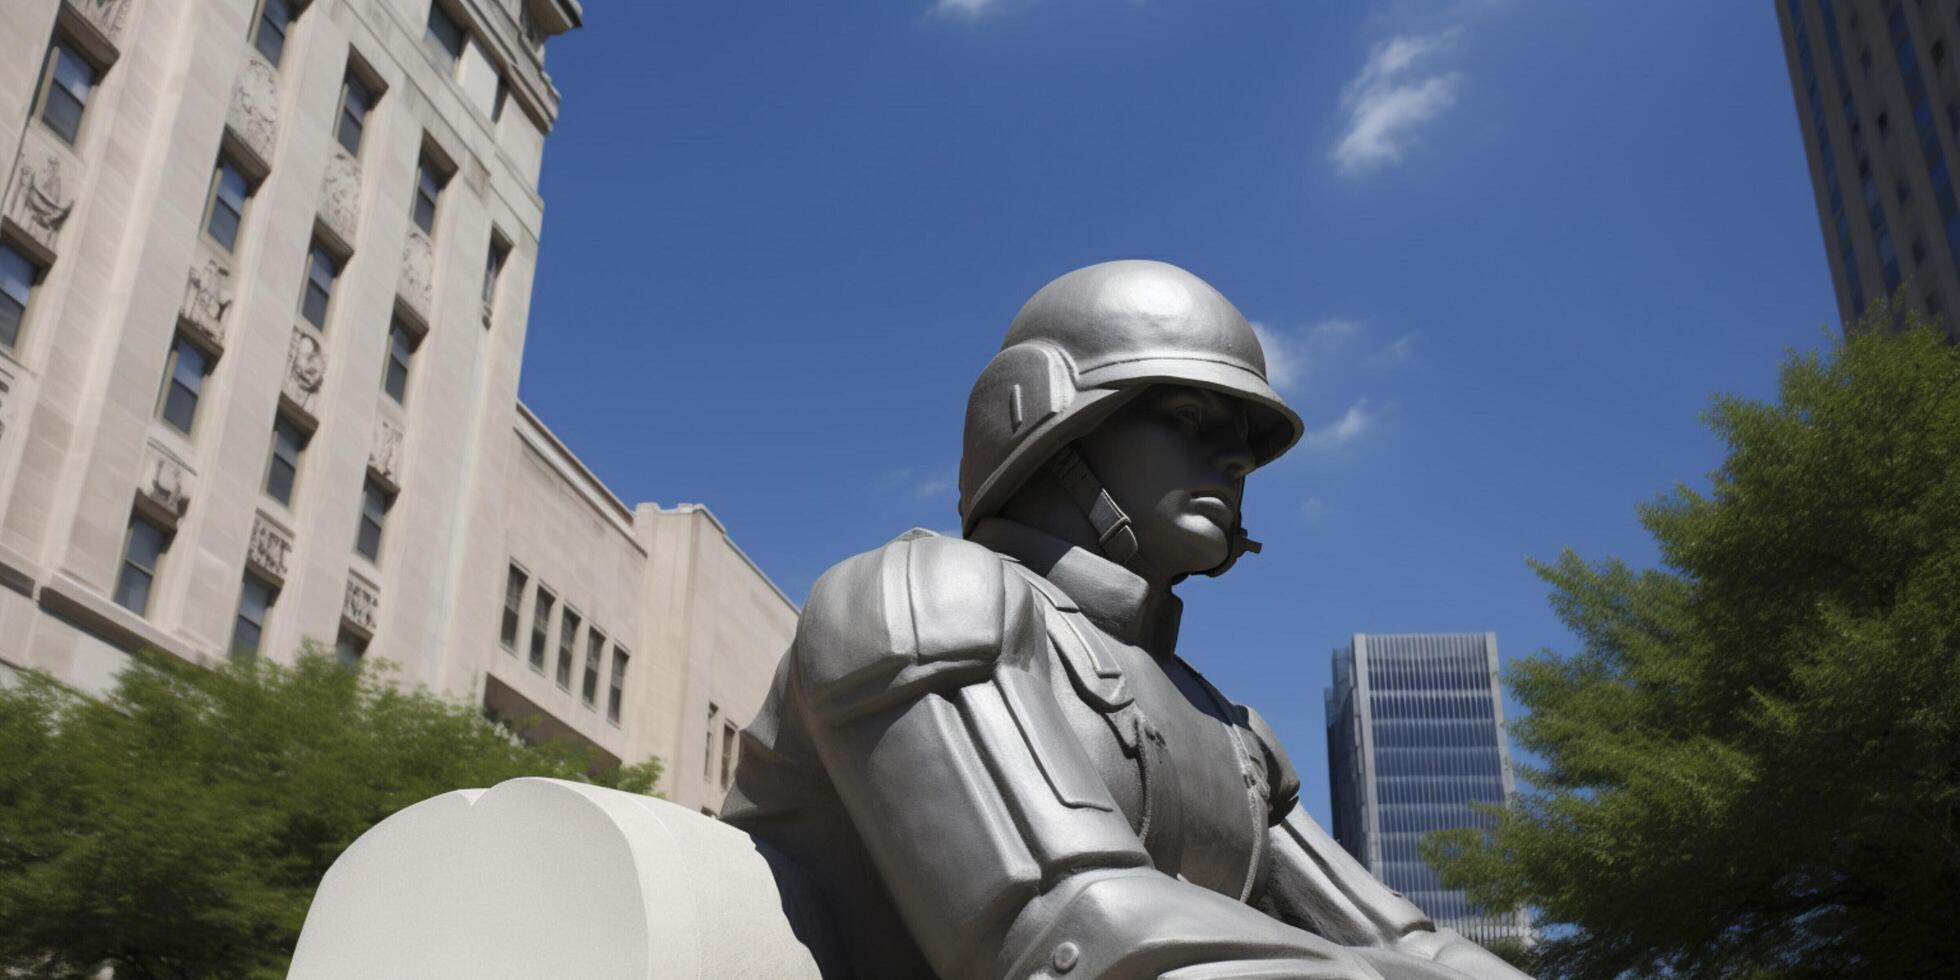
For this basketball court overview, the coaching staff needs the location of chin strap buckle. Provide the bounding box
[1050,446,1140,565]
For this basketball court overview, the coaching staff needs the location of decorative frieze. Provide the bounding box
[343,574,379,634]
[282,329,326,418]
[319,147,361,251]
[247,512,293,583]
[225,54,279,168]
[138,443,193,524]
[70,0,134,45]
[398,227,433,321]
[4,138,76,257]
[178,256,232,351]
[368,414,403,489]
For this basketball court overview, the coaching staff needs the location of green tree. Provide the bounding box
[1426,313,1960,979]
[0,647,660,979]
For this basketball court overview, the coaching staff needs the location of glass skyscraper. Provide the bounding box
[1324,632,1531,947]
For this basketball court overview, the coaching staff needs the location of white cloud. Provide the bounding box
[1251,322,1302,390]
[1331,32,1462,176]
[914,479,952,501]
[1252,318,1362,392]
[1376,332,1416,364]
[1299,497,1328,521]
[1302,399,1373,449]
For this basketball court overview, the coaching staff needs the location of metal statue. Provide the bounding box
[724,260,1526,980]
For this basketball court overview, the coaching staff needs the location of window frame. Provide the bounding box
[500,563,528,651]
[34,37,100,146]
[251,0,295,68]
[354,476,393,563]
[230,571,279,659]
[381,314,420,404]
[425,1,468,72]
[262,411,309,507]
[335,67,377,157]
[113,511,171,616]
[1,240,47,352]
[298,237,343,330]
[155,332,214,436]
[482,232,512,320]
[200,154,254,254]
[334,626,369,667]
[555,607,581,690]
[609,649,631,726]
[528,586,555,672]
[411,154,449,235]
[582,627,604,707]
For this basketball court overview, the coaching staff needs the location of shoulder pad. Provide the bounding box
[794,531,1037,715]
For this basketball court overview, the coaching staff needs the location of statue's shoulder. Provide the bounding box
[794,530,1028,702]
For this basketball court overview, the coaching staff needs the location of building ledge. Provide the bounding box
[37,571,207,668]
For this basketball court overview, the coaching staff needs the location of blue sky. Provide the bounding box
[519,1,1838,826]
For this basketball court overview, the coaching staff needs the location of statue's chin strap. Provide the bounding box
[1048,446,1260,577]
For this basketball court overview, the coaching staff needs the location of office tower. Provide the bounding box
[0,0,790,811]
[1325,632,1532,947]
[1778,0,1960,338]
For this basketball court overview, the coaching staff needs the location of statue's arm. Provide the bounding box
[1244,712,1529,980]
[792,534,1380,980]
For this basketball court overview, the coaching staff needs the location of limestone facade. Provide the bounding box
[0,0,795,811]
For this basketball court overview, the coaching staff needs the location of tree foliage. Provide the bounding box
[1426,315,1960,978]
[0,648,660,979]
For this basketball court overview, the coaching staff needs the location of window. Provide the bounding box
[501,564,527,650]
[253,0,294,67]
[426,3,467,71]
[556,608,580,689]
[608,650,630,725]
[156,334,213,435]
[381,316,418,404]
[720,721,738,789]
[482,234,510,318]
[263,412,308,506]
[354,477,392,562]
[491,75,509,122]
[529,587,554,671]
[299,239,340,329]
[336,69,376,156]
[231,573,277,658]
[1,242,44,350]
[35,40,98,145]
[704,703,719,776]
[202,156,252,253]
[335,627,368,667]
[114,512,171,615]
[412,155,446,234]
[582,628,604,706]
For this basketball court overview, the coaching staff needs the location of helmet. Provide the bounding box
[957,260,1305,563]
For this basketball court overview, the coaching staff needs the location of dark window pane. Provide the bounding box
[52,46,95,102]
[207,163,249,252]
[557,611,579,688]
[266,454,296,505]
[115,517,168,614]
[492,76,508,122]
[254,0,290,65]
[42,86,84,144]
[335,629,367,667]
[0,294,22,350]
[207,201,241,252]
[266,416,303,505]
[217,165,249,211]
[337,75,371,154]
[161,338,209,434]
[356,483,389,561]
[582,631,603,705]
[41,45,94,144]
[162,385,197,433]
[337,112,363,155]
[608,651,628,724]
[301,245,335,327]
[501,566,526,649]
[1,244,35,349]
[529,590,553,669]
[427,4,466,66]
[232,575,274,657]
[383,320,414,402]
[302,283,329,327]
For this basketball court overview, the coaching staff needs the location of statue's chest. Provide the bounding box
[1042,617,1270,900]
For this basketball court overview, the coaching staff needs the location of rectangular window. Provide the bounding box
[556,608,580,689]
[336,69,376,156]
[263,412,308,506]
[299,239,339,329]
[500,564,527,651]
[354,477,392,562]
[609,650,630,725]
[156,334,213,435]
[231,573,277,658]
[335,627,368,667]
[382,316,418,404]
[425,3,467,70]
[203,156,252,253]
[253,0,293,66]
[582,628,604,706]
[529,587,555,671]
[114,512,171,615]
[1,242,44,350]
[704,703,719,776]
[412,156,446,234]
[491,74,509,122]
[482,234,510,315]
[36,40,97,145]
[721,721,738,789]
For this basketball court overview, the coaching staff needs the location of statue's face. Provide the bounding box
[1076,385,1255,577]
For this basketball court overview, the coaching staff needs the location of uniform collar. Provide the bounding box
[969,518,1182,654]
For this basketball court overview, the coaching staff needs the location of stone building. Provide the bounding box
[0,0,794,812]
[1778,0,1960,339]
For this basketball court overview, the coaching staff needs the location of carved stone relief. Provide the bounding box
[344,574,379,633]
[398,227,433,321]
[5,139,76,256]
[319,147,361,249]
[179,257,232,351]
[369,415,404,488]
[226,55,280,167]
[139,443,193,523]
[74,0,134,44]
[283,329,326,417]
[247,512,293,582]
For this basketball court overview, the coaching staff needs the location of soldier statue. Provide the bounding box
[723,260,1528,980]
